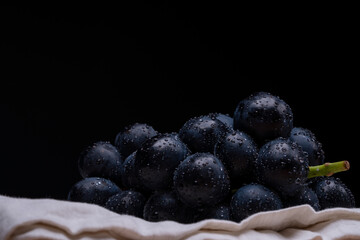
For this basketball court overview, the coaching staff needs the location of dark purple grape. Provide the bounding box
[214,129,258,188]
[255,137,309,197]
[233,92,293,144]
[289,127,325,166]
[121,151,149,194]
[67,177,121,207]
[120,151,138,189]
[230,183,283,222]
[214,112,234,129]
[135,133,190,192]
[105,190,146,218]
[143,191,186,222]
[282,185,321,211]
[78,141,122,185]
[312,177,355,209]
[193,203,230,222]
[173,152,230,208]
[178,113,230,153]
[114,122,158,159]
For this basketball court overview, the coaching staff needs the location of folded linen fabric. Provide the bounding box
[1,195,360,240]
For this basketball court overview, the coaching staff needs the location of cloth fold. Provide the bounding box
[1,195,360,240]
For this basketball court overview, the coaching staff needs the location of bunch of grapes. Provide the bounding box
[67,92,355,223]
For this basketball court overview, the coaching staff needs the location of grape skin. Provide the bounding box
[68,92,356,223]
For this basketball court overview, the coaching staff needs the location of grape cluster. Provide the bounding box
[67,92,355,223]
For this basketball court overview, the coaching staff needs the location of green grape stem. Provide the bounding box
[231,161,350,194]
[307,161,350,179]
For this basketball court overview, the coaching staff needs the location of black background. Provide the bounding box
[1,3,358,206]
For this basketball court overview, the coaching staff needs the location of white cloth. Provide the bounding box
[1,195,360,240]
